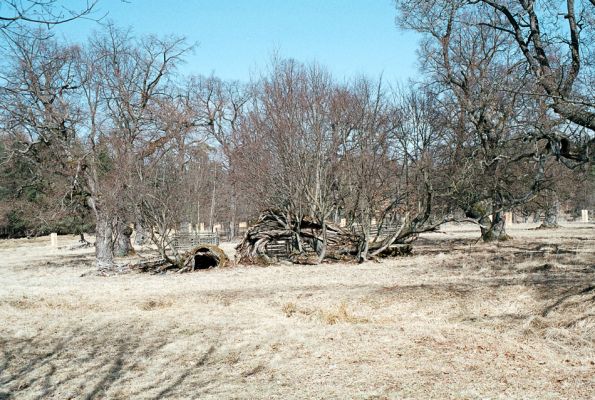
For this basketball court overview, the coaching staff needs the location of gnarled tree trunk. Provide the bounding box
[539,195,560,229]
[134,220,147,245]
[236,210,423,265]
[114,221,134,257]
[481,211,510,242]
[466,201,510,242]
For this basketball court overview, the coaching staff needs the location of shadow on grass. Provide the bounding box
[0,323,223,399]
[376,257,594,326]
[153,345,216,399]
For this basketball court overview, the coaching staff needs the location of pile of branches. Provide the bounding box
[236,210,413,264]
[134,244,229,273]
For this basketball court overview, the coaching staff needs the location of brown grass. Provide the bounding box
[283,301,370,325]
[0,222,594,399]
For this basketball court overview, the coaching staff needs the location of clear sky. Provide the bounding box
[55,0,421,83]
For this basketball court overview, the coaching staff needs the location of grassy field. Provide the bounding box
[0,223,593,399]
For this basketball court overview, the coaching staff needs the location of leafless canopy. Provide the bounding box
[0,0,98,31]
[396,0,594,162]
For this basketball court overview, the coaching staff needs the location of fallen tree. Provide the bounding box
[236,210,420,264]
[133,244,229,273]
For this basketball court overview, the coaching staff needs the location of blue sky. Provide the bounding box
[55,0,421,83]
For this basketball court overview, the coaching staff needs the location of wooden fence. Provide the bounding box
[171,232,220,252]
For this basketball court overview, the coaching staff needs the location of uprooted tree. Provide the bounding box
[236,210,421,264]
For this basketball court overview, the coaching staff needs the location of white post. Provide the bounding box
[581,210,589,222]
[188,223,193,233]
[199,222,205,232]
[505,212,513,224]
[340,218,346,227]
[50,233,58,248]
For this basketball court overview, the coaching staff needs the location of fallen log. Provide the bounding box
[178,244,229,272]
[133,244,229,273]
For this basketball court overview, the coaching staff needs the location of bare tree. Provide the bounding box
[0,32,91,238]
[395,0,594,162]
[475,0,595,136]
[0,26,191,269]
[130,84,212,260]
[0,0,97,32]
[189,76,251,236]
[235,59,455,262]
[90,26,189,257]
[336,77,401,261]
[395,0,560,240]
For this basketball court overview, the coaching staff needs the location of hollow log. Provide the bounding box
[178,244,229,272]
[133,244,229,273]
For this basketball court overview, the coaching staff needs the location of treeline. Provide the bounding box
[0,0,593,268]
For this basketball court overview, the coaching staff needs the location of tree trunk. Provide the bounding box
[481,212,510,242]
[357,234,369,263]
[114,221,134,257]
[230,192,237,239]
[532,212,541,223]
[134,220,147,246]
[550,98,595,134]
[209,171,216,231]
[95,212,114,270]
[236,211,416,265]
[79,232,87,243]
[196,198,200,231]
[540,195,560,229]
[316,220,328,264]
[369,213,410,257]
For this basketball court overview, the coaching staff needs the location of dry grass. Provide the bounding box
[282,301,370,325]
[0,222,594,399]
